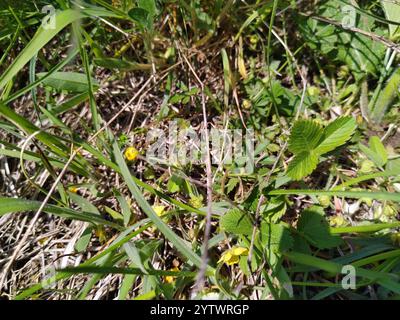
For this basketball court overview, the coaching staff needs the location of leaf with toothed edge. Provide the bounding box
[315,117,357,155]
[287,116,357,180]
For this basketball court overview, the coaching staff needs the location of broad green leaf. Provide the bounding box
[128,8,151,29]
[288,120,323,154]
[138,0,157,16]
[297,206,342,249]
[298,18,337,54]
[287,150,319,181]
[220,208,253,236]
[260,222,293,253]
[336,28,384,78]
[287,117,357,180]
[369,136,388,166]
[359,136,388,167]
[263,196,287,223]
[167,175,183,193]
[37,72,99,93]
[381,0,400,37]
[386,158,400,175]
[324,1,385,77]
[370,68,400,123]
[300,1,385,78]
[315,117,357,154]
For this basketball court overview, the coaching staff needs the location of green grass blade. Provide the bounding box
[268,189,400,202]
[0,197,122,229]
[0,9,84,90]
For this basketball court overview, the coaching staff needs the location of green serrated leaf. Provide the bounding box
[297,206,342,249]
[263,196,287,223]
[315,117,357,154]
[260,222,293,253]
[359,143,380,167]
[359,136,388,167]
[288,120,323,154]
[220,208,253,236]
[369,136,388,166]
[287,151,319,181]
[225,178,239,194]
[287,117,357,180]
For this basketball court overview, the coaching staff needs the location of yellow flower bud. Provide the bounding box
[153,205,166,216]
[164,266,180,284]
[124,146,139,161]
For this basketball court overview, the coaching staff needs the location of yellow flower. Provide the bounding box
[164,266,180,284]
[249,34,258,45]
[153,205,166,216]
[69,186,78,193]
[218,246,249,266]
[124,146,139,161]
[95,226,107,243]
[242,99,251,109]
